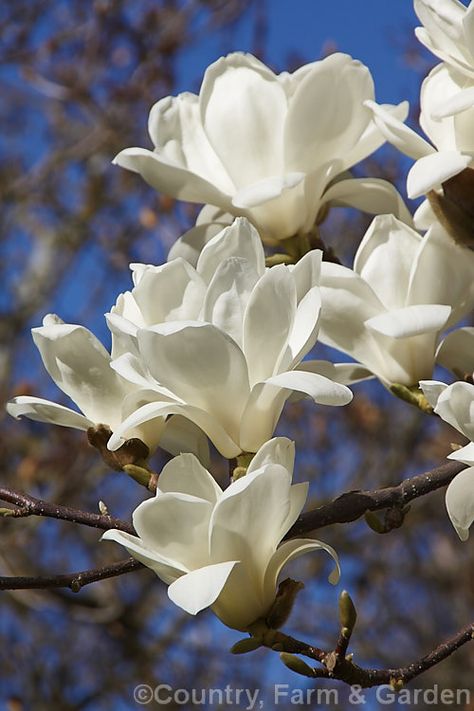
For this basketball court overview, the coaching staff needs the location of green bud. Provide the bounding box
[339,590,357,632]
[364,511,386,534]
[280,653,315,678]
[230,638,262,655]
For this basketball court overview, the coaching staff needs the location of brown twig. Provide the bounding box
[287,460,466,537]
[0,557,144,592]
[0,487,135,534]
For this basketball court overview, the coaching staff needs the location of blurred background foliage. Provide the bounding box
[0,1,473,709]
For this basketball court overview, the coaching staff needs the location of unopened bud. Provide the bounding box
[364,511,386,534]
[230,638,262,655]
[280,653,315,678]
[339,590,357,632]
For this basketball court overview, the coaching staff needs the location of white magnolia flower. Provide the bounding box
[367,62,474,199]
[6,314,207,459]
[318,214,474,387]
[414,0,474,81]
[106,218,353,458]
[420,380,474,540]
[102,437,340,631]
[114,52,410,244]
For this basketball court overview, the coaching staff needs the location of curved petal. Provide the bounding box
[365,304,451,339]
[365,99,433,160]
[157,452,221,502]
[264,371,353,406]
[290,249,322,302]
[113,147,233,207]
[407,151,471,198]
[101,529,186,584]
[432,380,474,436]
[445,467,474,541]
[200,53,287,187]
[159,415,211,467]
[6,396,93,430]
[202,257,260,347]
[167,219,230,267]
[323,177,413,225]
[243,265,296,385]
[132,492,213,569]
[197,217,265,283]
[448,442,474,466]
[419,379,448,409]
[232,173,305,209]
[107,401,241,458]
[436,327,474,376]
[264,538,340,604]
[284,286,321,370]
[137,323,250,439]
[247,437,295,476]
[32,318,127,427]
[354,215,422,310]
[168,561,239,617]
[132,259,206,323]
[432,84,474,119]
[297,360,374,385]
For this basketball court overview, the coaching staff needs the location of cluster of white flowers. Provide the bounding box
[7,0,474,631]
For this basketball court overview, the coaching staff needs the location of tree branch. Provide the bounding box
[0,557,144,592]
[0,487,135,534]
[287,460,466,537]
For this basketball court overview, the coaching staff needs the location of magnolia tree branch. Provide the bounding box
[287,460,466,537]
[267,619,474,688]
[0,558,143,592]
[0,486,135,534]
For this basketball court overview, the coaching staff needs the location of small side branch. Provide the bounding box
[0,487,135,534]
[0,557,143,592]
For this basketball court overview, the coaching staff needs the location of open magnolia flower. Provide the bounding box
[106,218,353,457]
[420,380,474,540]
[114,51,410,244]
[367,63,474,199]
[6,315,208,460]
[102,437,340,631]
[318,214,474,387]
[414,0,474,81]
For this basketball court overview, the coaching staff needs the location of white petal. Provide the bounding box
[200,53,287,186]
[432,380,474,436]
[133,259,206,323]
[419,379,448,409]
[197,217,266,283]
[407,151,471,198]
[290,249,322,302]
[132,492,213,569]
[323,177,413,225]
[297,360,374,385]
[354,215,422,310]
[365,99,433,160]
[432,84,474,119]
[167,561,238,616]
[448,442,474,466]
[157,452,221,502]
[159,415,210,467]
[101,529,185,584]
[365,304,451,338]
[232,173,305,209]
[436,328,474,376]
[246,437,295,476]
[167,219,230,267]
[202,257,260,347]
[113,147,233,207]
[285,286,322,369]
[32,320,127,427]
[107,401,241,458]
[264,370,353,406]
[264,538,340,603]
[243,265,296,385]
[445,467,474,541]
[6,396,93,430]
[137,323,249,439]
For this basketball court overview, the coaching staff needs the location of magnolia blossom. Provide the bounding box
[420,380,474,540]
[114,52,411,244]
[367,63,474,199]
[106,218,353,457]
[102,437,340,631]
[6,314,208,459]
[414,0,474,80]
[318,214,474,387]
